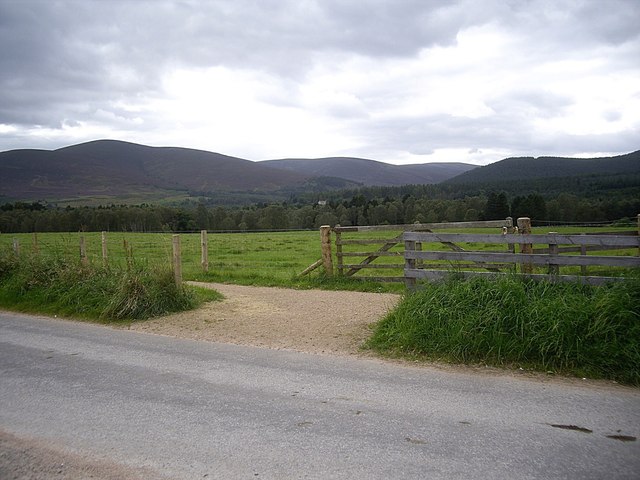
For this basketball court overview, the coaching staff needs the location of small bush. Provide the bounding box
[103,266,197,319]
[0,252,218,321]
[367,274,640,385]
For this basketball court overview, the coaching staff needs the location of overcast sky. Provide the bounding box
[1,0,638,165]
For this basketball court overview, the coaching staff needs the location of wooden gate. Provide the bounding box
[331,219,514,282]
[404,228,640,288]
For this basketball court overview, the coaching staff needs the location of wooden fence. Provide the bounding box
[321,219,514,282]
[404,222,640,288]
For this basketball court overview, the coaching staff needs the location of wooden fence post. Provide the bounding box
[637,214,639,256]
[335,225,343,276]
[548,232,559,275]
[101,231,108,266]
[320,225,333,276]
[79,235,88,266]
[405,238,417,291]
[12,238,20,256]
[506,217,516,272]
[505,217,515,250]
[32,232,39,255]
[172,234,182,286]
[517,217,532,274]
[580,233,587,276]
[201,230,209,272]
[123,238,133,269]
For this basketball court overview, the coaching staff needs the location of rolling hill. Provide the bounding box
[2,139,637,206]
[0,140,310,203]
[263,157,475,186]
[0,140,475,204]
[445,150,640,184]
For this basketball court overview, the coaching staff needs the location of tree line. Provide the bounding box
[1,190,638,233]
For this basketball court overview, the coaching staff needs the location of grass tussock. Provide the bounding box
[366,274,640,385]
[0,252,221,321]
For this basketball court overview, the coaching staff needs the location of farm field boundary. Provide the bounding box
[404,221,640,288]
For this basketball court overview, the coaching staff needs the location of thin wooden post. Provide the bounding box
[405,239,417,290]
[12,238,20,256]
[101,231,108,266]
[320,225,333,276]
[200,230,209,272]
[506,217,515,250]
[335,226,343,276]
[123,238,133,269]
[79,235,88,266]
[172,234,182,286]
[32,232,39,255]
[517,217,532,274]
[506,217,515,272]
[580,233,587,276]
[548,232,559,275]
[637,214,639,256]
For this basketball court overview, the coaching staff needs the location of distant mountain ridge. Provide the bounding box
[0,140,475,204]
[0,140,309,202]
[263,157,475,186]
[1,139,637,205]
[445,150,640,184]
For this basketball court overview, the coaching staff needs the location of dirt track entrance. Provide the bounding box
[126,282,401,356]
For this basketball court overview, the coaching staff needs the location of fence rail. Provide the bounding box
[404,227,640,288]
[330,218,514,282]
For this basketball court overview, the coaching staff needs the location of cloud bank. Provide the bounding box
[1,0,638,164]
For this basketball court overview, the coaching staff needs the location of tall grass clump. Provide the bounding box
[367,274,640,385]
[0,251,219,321]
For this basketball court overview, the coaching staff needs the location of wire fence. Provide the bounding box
[0,230,324,284]
[2,218,638,285]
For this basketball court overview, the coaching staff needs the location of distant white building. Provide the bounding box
[317,200,327,206]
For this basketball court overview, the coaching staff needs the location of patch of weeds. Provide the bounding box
[366,274,640,385]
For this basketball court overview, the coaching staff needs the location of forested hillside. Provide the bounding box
[1,143,638,233]
[263,157,475,186]
[446,150,640,184]
[2,181,638,233]
[0,139,472,204]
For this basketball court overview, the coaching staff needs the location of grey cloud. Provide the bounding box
[1,0,478,128]
[498,0,640,46]
[602,110,622,122]
[567,0,640,45]
[0,0,638,160]
[356,110,639,161]
[360,112,529,156]
[487,90,574,119]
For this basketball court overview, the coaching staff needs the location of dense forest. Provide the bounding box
[1,178,638,233]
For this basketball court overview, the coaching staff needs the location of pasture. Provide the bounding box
[1,224,636,289]
[0,230,329,288]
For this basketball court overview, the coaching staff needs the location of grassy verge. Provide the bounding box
[366,274,640,385]
[0,253,222,322]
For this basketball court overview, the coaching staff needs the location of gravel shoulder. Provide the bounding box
[126,282,401,356]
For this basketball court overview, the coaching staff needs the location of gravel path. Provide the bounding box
[126,282,401,356]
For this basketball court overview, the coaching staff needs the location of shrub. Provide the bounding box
[367,274,640,384]
[0,253,216,321]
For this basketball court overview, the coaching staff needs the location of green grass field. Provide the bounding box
[0,225,636,289]
[0,230,352,289]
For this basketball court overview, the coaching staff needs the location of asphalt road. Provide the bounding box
[1,312,639,479]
